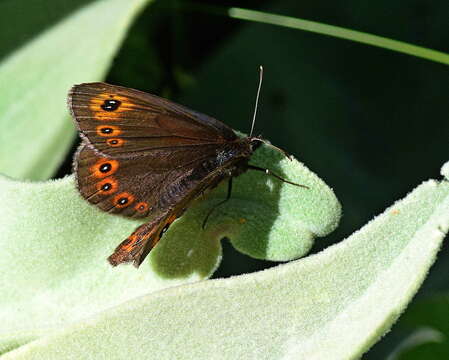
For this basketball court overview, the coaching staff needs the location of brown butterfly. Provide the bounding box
[69,75,306,267]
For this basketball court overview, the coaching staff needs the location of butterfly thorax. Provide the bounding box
[216,137,252,165]
[212,136,264,178]
[154,138,253,209]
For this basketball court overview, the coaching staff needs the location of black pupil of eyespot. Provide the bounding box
[161,224,170,235]
[139,205,145,210]
[101,127,113,134]
[101,99,121,111]
[101,183,111,191]
[110,140,118,144]
[99,163,111,173]
[118,198,128,205]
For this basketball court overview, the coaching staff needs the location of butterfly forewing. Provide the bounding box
[68,82,237,158]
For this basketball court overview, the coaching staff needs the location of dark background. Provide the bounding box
[29,0,449,357]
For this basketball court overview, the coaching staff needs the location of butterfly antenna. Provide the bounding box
[249,66,263,137]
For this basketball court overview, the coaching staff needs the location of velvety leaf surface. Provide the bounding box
[0,0,150,180]
[0,143,339,354]
[5,163,447,359]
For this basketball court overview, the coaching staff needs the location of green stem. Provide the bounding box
[228,7,449,66]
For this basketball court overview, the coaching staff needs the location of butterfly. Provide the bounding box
[69,78,307,268]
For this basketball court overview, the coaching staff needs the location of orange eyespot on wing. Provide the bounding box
[96,125,122,137]
[75,143,163,219]
[68,82,237,157]
[89,93,136,120]
[106,138,125,147]
[134,202,150,213]
[96,177,119,195]
[90,158,119,178]
[69,83,254,269]
[113,192,135,208]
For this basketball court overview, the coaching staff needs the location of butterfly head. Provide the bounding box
[249,136,264,152]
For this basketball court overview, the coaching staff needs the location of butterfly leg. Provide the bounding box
[202,178,233,230]
[247,164,308,188]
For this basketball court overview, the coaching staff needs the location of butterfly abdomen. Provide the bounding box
[154,143,249,210]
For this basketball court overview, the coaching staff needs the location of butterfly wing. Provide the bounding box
[68,82,237,158]
[108,157,230,267]
[108,209,179,267]
[76,141,230,267]
[74,142,221,218]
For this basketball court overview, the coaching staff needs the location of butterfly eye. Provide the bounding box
[107,138,125,147]
[91,159,119,178]
[114,192,135,208]
[101,99,121,111]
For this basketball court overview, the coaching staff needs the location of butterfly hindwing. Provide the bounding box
[68,82,237,158]
[108,210,179,267]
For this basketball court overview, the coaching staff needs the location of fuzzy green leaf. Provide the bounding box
[0,0,151,181]
[4,163,448,359]
[0,142,339,354]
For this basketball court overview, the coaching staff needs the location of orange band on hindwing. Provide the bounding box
[108,222,156,266]
[107,212,179,267]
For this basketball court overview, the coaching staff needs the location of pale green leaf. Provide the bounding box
[0,142,339,354]
[0,0,151,181]
[5,162,448,360]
